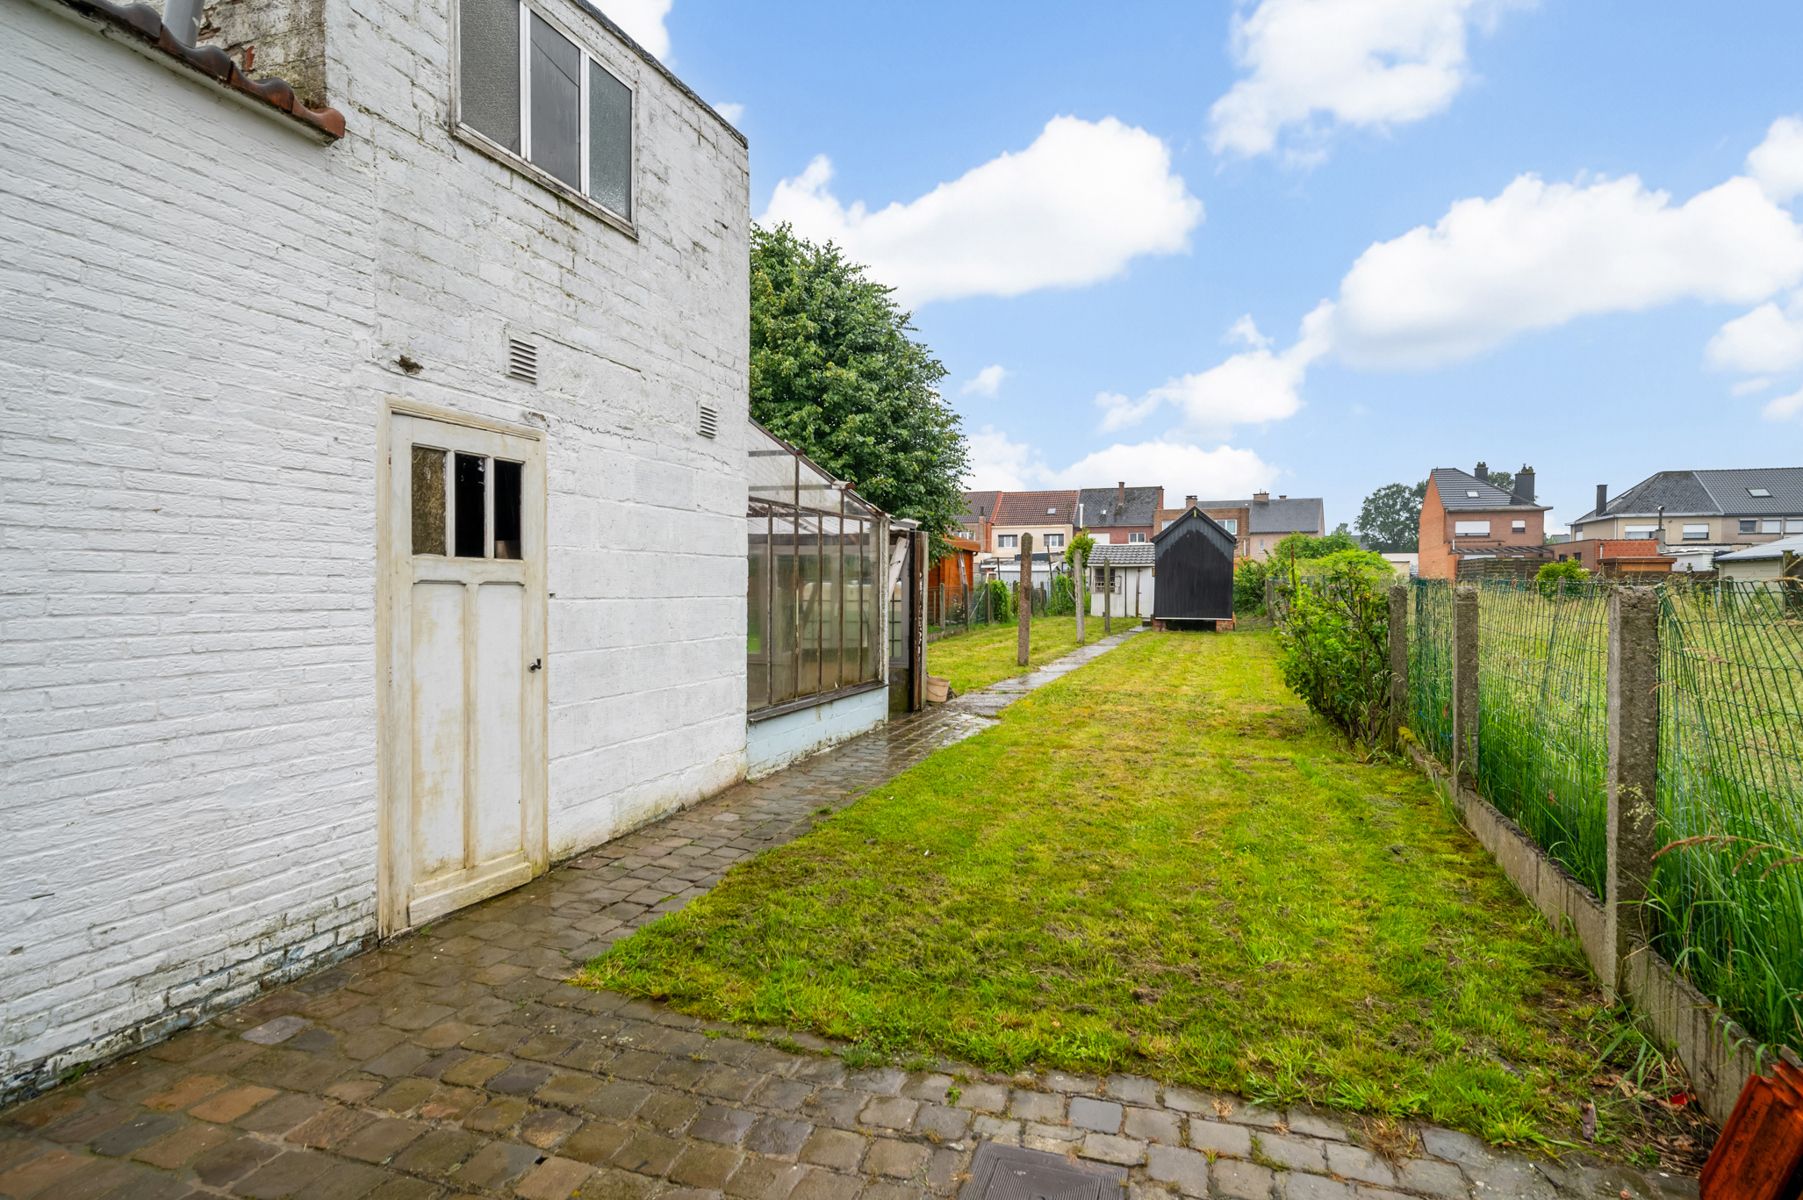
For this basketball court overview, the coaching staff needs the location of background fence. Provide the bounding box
[1404,578,1802,1054]
[926,569,1079,634]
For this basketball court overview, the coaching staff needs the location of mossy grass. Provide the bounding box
[582,630,1681,1150]
[926,615,1095,695]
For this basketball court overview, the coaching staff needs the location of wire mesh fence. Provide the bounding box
[1408,579,1454,763]
[1472,580,1612,897]
[1653,581,1803,1049]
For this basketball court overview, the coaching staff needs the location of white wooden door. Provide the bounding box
[381,408,547,934]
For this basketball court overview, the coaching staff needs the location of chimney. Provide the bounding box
[1474,461,1489,484]
[1511,466,1535,505]
[1253,491,1270,504]
[1185,494,1198,508]
[1596,483,1608,515]
[1116,482,1126,514]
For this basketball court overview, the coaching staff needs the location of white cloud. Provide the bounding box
[960,365,1009,398]
[1331,172,1803,368]
[963,429,1277,500]
[1208,0,1526,159]
[599,0,672,59]
[1707,292,1803,375]
[1765,387,1803,422]
[1732,378,1774,397]
[714,102,745,125]
[1094,305,1335,435]
[1749,116,1803,204]
[762,117,1203,307]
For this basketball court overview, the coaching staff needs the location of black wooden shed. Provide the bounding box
[1152,507,1237,628]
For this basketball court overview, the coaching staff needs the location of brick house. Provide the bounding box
[1566,467,1803,571]
[1076,483,1165,545]
[1156,492,1325,560]
[989,490,1080,561]
[959,489,1002,552]
[1,0,748,1098]
[1419,464,1552,580]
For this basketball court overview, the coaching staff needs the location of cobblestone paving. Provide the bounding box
[0,628,1698,1199]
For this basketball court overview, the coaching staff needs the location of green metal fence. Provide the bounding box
[1472,580,1612,897]
[1408,579,1453,762]
[1653,582,1803,1049]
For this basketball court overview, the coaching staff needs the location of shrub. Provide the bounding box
[1233,558,1269,615]
[1270,529,1362,563]
[1274,557,1393,753]
[1535,559,1590,598]
[980,577,1014,622]
[1048,572,1077,615]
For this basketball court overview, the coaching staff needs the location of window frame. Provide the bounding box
[997,534,1019,549]
[1128,532,1148,543]
[1045,533,1066,550]
[1510,519,1527,533]
[1453,519,1491,537]
[1681,523,1709,541]
[1623,524,1658,540]
[451,0,638,237]
[1740,518,1759,534]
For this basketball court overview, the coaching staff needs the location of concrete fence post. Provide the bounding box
[1387,583,1409,734]
[1103,562,1113,636]
[1265,575,1276,620]
[1605,586,1661,994]
[1451,584,1479,787]
[1074,549,1087,645]
[1017,533,1033,667]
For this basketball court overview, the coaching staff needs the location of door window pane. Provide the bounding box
[459,0,520,151]
[528,14,581,189]
[454,454,488,558]
[411,447,447,556]
[588,61,632,218]
[494,460,523,560]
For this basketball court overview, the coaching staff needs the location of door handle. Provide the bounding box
[528,658,542,672]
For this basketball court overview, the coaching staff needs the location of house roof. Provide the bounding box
[1153,507,1237,545]
[1088,542,1154,567]
[991,490,1079,527]
[1715,532,1803,562]
[1188,496,1325,534]
[1429,468,1546,512]
[1571,467,1803,523]
[59,0,346,137]
[1077,486,1162,528]
[960,490,1002,524]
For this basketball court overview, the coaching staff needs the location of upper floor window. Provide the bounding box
[1762,519,1783,534]
[1624,525,1657,539]
[457,0,634,226]
[1790,518,1803,533]
[997,534,1019,549]
[1682,524,1709,541]
[1453,520,1490,536]
[1045,533,1066,549]
[1128,532,1147,543]
[1511,519,1527,533]
[1740,519,1759,534]
[1220,518,1238,534]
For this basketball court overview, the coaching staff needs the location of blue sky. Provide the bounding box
[613,1,1803,532]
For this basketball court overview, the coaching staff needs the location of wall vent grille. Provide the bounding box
[506,338,539,385]
[697,404,719,439]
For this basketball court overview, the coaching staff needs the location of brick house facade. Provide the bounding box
[1419,464,1552,580]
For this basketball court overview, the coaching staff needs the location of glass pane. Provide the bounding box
[494,459,523,560]
[747,425,798,507]
[459,0,520,151]
[747,507,769,710]
[528,14,581,189]
[863,521,879,682]
[769,508,798,704]
[820,514,841,690]
[411,446,446,556]
[797,454,837,515]
[587,60,632,218]
[840,519,861,687]
[454,454,487,558]
[796,512,822,701]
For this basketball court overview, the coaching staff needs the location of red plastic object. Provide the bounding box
[1702,1060,1803,1200]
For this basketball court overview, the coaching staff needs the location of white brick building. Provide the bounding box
[0,0,749,1099]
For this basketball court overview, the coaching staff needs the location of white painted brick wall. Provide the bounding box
[1,0,748,1100]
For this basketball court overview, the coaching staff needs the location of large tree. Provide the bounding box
[748,224,969,544]
[1355,481,1427,553]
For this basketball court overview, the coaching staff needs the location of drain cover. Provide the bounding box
[959,1143,1126,1200]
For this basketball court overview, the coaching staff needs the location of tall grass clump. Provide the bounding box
[1651,581,1803,1050]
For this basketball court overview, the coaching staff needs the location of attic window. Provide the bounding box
[1046,507,1056,515]
[1465,489,1481,498]
[456,0,636,227]
[1748,487,1772,498]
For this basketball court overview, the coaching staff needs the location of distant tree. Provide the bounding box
[1271,529,1362,562]
[1064,530,1097,568]
[1355,481,1427,553]
[1486,469,1516,496]
[749,224,969,549]
[1535,559,1590,598]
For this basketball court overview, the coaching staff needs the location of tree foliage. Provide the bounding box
[1233,558,1269,615]
[1064,530,1097,568]
[749,224,969,546]
[1271,529,1362,563]
[1535,559,1590,598]
[1355,481,1427,553]
[1274,556,1395,754]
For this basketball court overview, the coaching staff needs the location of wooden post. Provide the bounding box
[1264,575,1276,620]
[1605,587,1661,992]
[1074,548,1086,645]
[1017,533,1033,666]
[1103,561,1113,636]
[1451,584,1479,786]
[962,582,971,632]
[1387,583,1409,735]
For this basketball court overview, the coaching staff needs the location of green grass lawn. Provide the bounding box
[927,615,1113,694]
[581,630,1671,1151]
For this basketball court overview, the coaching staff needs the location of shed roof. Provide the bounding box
[1715,532,1803,562]
[1154,506,1237,545]
[1088,543,1154,567]
[992,490,1080,526]
[1595,539,1674,561]
[1077,486,1162,528]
